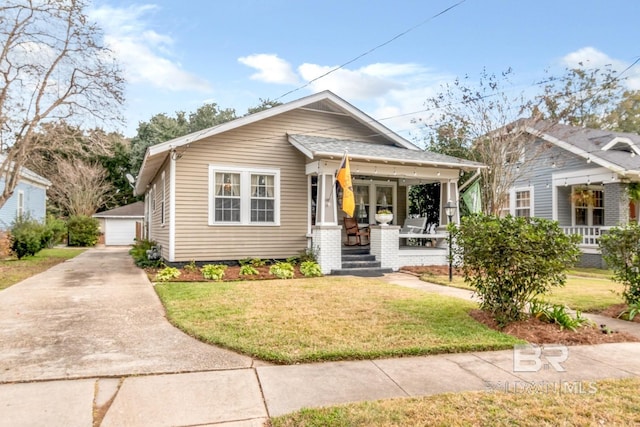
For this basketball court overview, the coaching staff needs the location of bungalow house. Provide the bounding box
[0,154,51,229]
[505,120,640,268]
[133,91,483,274]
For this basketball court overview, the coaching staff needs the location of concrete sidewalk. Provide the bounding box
[2,342,639,426]
[2,270,640,426]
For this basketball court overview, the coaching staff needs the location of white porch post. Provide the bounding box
[311,168,341,274]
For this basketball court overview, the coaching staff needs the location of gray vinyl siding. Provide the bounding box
[171,108,387,262]
[513,138,608,225]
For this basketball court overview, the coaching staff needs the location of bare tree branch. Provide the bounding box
[0,0,124,209]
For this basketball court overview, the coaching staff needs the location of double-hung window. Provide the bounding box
[514,190,531,217]
[210,166,279,225]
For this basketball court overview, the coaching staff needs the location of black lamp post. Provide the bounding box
[444,200,457,282]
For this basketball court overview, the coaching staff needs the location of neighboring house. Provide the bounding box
[0,154,51,229]
[506,120,640,267]
[93,201,144,246]
[134,91,483,273]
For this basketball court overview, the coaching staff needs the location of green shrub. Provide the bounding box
[528,299,592,331]
[269,261,294,279]
[300,260,322,277]
[10,216,44,259]
[201,264,227,281]
[239,264,259,276]
[599,223,640,305]
[183,260,198,273]
[41,215,67,248]
[453,214,581,325]
[67,215,99,247]
[618,302,640,321]
[129,239,162,267]
[250,258,267,267]
[155,266,181,282]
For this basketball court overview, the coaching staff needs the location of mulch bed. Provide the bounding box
[402,265,640,345]
[146,265,305,282]
[469,309,639,345]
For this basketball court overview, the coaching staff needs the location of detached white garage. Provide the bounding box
[93,202,144,246]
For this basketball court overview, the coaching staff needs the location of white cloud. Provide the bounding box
[90,4,211,92]
[562,47,640,90]
[238,54,300,85]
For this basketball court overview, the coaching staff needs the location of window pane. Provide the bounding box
[355,185,369,224]
[251,174,274,197]
[575,208,587,225]
[215,198,240,222]
[593,209,604,226]
[251,199,274,222]
[216,173,240,196]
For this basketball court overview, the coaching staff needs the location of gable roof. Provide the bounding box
[525,120,640,176]
[93,201,144,218]
[0,154,51,188]
[289,134,484,169]
[134,91,419,195]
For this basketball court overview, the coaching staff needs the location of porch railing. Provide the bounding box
[561,226,602,246]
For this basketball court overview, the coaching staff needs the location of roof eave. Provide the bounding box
[311,150,485,170]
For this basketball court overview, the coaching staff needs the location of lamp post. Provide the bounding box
[444,200,457,282]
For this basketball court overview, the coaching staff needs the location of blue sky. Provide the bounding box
[89,0,640,141]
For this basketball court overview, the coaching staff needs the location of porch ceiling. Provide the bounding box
[288,134,484,170]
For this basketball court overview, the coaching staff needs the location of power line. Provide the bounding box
[273,0,467,102]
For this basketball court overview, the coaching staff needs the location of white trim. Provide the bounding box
[16,190,24,218]
[552,167,613,187]
[208,165,281,226]
[510,186,534,217]
[161,172,166,226]
[169,156,176,262]
[601,136,640,156]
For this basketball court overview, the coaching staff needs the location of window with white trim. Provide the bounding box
[514,190,531,217]
[209,166,279,225]
[16,190,24,219]
[573,186,604,226]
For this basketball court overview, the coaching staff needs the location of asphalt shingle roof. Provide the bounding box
[288,134,484,169]
[529,121,640,172]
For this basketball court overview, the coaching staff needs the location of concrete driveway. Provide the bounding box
[0,247,253,383]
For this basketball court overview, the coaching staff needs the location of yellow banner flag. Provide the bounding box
[336,154,355,217]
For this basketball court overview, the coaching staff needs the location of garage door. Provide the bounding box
[105,219,137,245]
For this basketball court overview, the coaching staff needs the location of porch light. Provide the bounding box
[444,200,457,221]
[444,200,457,282]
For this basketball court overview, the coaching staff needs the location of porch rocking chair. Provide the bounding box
[344,217,370,246]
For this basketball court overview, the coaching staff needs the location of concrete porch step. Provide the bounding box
[341,254,376,262]
[330,267,393,277]
[341,260,381,269]
[341,246,370,255]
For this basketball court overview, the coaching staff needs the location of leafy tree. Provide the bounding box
[0,0,124,210]
[418,68,540,215]
[536,65,624,128]
[603,90,640,134]
[453,215,581,325]
[130,103,237,175]
[245,98,282,115]
[599,223,640,305]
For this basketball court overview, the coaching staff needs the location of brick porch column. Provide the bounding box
[312,225,342,274]
[370,225,400,271]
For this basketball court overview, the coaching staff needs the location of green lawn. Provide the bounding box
[0,248,86,290]
[272,378,640,426]
[155,277,522,364]
[420,270,624,312]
